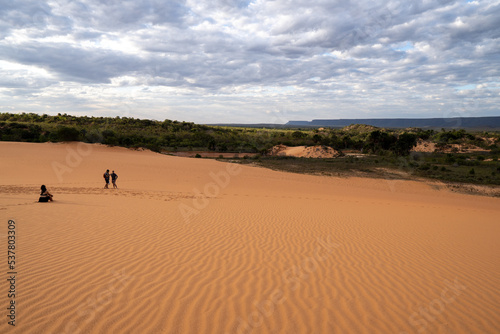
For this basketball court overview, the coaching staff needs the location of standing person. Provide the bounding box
[103,169,110,189]
[111,170,118,189]
[39,185,53,202]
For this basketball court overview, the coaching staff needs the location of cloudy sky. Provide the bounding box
[0,0,499,123]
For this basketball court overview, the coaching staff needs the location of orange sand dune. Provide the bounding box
[0,142,499,334]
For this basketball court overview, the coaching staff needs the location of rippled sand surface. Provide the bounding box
[1,142,499,334]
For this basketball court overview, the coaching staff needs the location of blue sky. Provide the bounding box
[0,0,499,123]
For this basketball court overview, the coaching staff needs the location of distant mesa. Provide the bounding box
[286,117,500,129]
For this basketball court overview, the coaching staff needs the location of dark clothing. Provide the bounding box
[104,172,110,183]
[39,191,51,202]
[111,172,117,181]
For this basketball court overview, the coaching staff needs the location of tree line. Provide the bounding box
[0,113,497,156]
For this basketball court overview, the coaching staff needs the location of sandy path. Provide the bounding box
[0,142,499,334]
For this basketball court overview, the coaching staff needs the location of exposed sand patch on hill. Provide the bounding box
[412,139,490,153]
[268,144,341,158]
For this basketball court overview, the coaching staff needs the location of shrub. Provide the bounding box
[56,126,81,141]
[407,161,418,168]
[419,163,431,171]
[102,129,118,145]
[469,168,475,175]
[392,133,418,156]
[195,154,202,158]
[85,130,103,143]
[292,131,306,139]
[366,130,397,153]
[22,125,42,141]
[445,154,456,164]
[312,134,322,143]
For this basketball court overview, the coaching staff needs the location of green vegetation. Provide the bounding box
[1,112,500,187]
[234,152,500,186]
[0,112,317,153]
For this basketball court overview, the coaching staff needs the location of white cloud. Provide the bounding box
[0,0,498,122]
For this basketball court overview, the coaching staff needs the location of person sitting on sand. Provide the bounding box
[111,170,118,189]
[39,185,53,202]
[103,169,110,189]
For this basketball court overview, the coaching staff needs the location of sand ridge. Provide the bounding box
[0,142,499,334]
